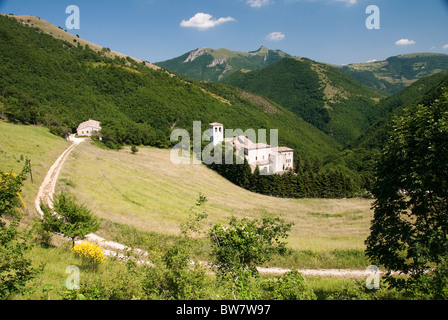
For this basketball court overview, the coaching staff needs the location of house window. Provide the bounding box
[256,156,258,161]
[215,127,217,132]
[219,127,222,132]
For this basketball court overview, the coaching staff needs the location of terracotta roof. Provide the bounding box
[275,147,294,152]
[234,135,270,150]
[255,160,270,166]
[209,122,224,126]
[77,119,101,131]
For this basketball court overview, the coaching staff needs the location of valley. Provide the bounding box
[1,7,447,301]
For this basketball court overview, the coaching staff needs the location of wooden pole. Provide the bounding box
[27,159,33,183]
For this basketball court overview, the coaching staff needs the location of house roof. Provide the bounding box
[274,147,294,153]
[234,135,270,150]
[209,122,224,126]
[77,119,101,131]
[255,159,270,166]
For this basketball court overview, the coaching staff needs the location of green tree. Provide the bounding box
[209,216,293,299]
[41,192,100,247]
[365,90,448,292]
[130,145,139,154]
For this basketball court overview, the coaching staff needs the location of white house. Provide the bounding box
[209,122,294,174]
[77,119,101,137]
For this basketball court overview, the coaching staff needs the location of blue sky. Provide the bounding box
[1,0,448,65]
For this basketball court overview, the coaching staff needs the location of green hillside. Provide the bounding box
[349,72,448,151]
[224,57,380,145]
[336,53,448,96]
[330,72,448,188]
[0,14,338,159]
[155,46,290,82]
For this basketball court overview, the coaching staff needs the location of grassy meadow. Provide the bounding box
[56,140,374,254]
[0,122,383,300]
[0,121,69,214]
[0,120,375,256]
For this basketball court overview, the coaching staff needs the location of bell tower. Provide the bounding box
[209,122,224,146]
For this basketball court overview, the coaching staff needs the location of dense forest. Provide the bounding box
[331,72,448,189]
[223,57,380,146]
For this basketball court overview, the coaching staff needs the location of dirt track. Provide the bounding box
[34,135,85,215]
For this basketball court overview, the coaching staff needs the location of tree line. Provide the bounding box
[207,146,362,199]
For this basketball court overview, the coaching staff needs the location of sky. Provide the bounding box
[1,0,448,65]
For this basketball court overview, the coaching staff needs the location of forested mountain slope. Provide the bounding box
[224,57,381,145]
[0,14,339,159]
[330,72,448,188]
[336,53,448,96]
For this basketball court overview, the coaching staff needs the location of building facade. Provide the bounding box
[209,122,294,174]
[77,119,101,137]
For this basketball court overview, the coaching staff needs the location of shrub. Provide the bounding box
[263,271,317,300]
[31,218,53,247]
[401,258,448,300]
[142,244,212,300]
[71,241,105,269]
[209,215,293,299]
[0,169,28,216]
[0,165,40,299]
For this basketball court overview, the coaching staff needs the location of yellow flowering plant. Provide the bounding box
[71,241,106,269]
[0,165,28,217]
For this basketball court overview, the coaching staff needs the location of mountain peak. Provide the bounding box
[156,46,290,82]
[249,46,269,54]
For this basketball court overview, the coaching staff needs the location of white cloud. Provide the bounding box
[336,0,358,5]
[246,0,270,7]
[180,13,235,31]
[266,32,285,41]
[395,39,416,46]
[443,44,448,50]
